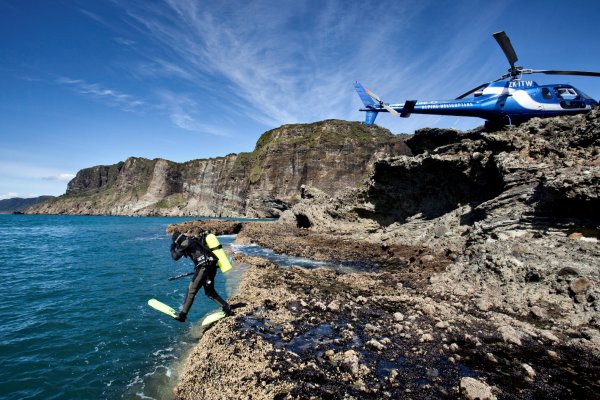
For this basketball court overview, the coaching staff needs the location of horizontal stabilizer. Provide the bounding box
[400,100,417,118]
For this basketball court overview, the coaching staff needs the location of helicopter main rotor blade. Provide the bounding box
[456,82,489,99]
[493,31,518,69]
[364,88,399,116]
[527,69,600,77]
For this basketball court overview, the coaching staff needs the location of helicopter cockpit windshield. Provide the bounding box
[573,89,594,100]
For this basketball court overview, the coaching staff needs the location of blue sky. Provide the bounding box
[1,0,599,199]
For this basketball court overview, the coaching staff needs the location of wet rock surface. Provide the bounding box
[176,256,599,399]
[173,111,600,399]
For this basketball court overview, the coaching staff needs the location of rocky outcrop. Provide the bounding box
[26,120,409,218]
[165,219,243,236]
[279,111,600,328]
[171,110,600,399]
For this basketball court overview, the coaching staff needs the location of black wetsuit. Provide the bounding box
[170,232,231,322]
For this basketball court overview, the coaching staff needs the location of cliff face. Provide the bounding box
[26,120,409,217]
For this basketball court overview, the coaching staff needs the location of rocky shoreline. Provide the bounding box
[169,111,599,399]
[170,221,598,400]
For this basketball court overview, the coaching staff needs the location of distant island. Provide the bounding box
[0,196,55,214]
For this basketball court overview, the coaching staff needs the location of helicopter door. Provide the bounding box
[537,87,553,110]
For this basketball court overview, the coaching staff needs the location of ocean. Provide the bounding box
[0,215,248,400]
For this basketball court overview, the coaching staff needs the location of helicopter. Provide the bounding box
[355,31,600,129]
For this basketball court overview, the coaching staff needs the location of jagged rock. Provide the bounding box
[435,321,450,329]
[522,363,536,381]
[340,350,361,376]
[165,219,243,236]
[570,277,593,295]
[420,333,434,342]
[529,306,547,319]
[364,323,380,333]
[367,338,386,350]
[498,325,523,346]
[393,312,405,321]
[460,377,497,400]
[327,301,340,312]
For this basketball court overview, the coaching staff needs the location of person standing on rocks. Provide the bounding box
[170,231,232,322]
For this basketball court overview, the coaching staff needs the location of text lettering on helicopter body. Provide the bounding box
[509,81,534,88]
[417,101,474,110]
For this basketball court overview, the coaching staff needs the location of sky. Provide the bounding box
[1,0,599,199]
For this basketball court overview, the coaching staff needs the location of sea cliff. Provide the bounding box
[170,110,600,399]
[25,120,409,218]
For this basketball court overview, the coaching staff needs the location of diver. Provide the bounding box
[170,231,232,322]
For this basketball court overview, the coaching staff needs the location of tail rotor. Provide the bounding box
[363,88,399,116]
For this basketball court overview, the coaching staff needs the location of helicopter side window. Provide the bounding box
[554,87,579,100]
[541,88,552,99]
[554,88,564,99]
[566,88,580,100]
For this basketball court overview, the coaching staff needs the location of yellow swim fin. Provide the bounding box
[148,298,178,319]
[201,311,227,327]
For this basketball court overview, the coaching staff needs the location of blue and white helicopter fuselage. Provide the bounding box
[355,80,598,127]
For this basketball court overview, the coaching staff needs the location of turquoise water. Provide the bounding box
[0,215,246,400]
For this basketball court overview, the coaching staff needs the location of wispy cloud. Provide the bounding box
[73,1,514,134]
[113,2,355,125]
[156,90,230,136]
[109,1,510,132]
[113,37,136,46]
[54,74,229,135]
[42,173,76,182]
[0,161,74,182]
[55,77,145,112]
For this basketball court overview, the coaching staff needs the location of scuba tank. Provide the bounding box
[205,233,232,273]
